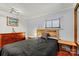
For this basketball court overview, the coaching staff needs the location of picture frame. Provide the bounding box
[7,16,19,27]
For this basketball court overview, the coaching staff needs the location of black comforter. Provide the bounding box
[1,38,59,56]
[0,48,1,56]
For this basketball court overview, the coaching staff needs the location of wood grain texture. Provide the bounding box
[37,28,59,39]
[73,3,79,55]
[74,3,79,43]
[0,32,25,47]
[58,40,77,46]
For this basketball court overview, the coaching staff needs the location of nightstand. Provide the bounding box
[58,40,77,56]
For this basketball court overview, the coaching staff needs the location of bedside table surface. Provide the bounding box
[58,40,77,46]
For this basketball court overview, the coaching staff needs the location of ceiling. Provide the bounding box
[0,3,74,19]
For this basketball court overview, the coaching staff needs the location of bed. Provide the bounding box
[0,31,59,56]
[1,38,59,56]
[0,48,1,55]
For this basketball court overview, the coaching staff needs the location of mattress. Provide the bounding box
[1,38,59,56]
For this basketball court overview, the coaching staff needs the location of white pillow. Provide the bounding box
[48,37,58,40]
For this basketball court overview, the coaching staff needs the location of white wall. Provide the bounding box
[25,8,74,41]
[0,7,75,41]
[0,10,27,36]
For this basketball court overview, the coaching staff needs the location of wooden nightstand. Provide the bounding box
[58,40,77,56]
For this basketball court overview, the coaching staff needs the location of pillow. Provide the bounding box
[41,33,50,39]
[48,37,58,40]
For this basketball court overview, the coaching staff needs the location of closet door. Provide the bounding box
[74,4,79,44]
[77,8,79,43]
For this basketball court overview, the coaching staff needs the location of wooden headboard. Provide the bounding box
[37,28,59,39]
[0,32,25,47]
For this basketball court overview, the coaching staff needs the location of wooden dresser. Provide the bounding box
[0,32,25,48]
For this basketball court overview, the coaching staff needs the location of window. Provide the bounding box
[45,19,60,28]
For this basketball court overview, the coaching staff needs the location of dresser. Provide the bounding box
[0,32,25,48]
